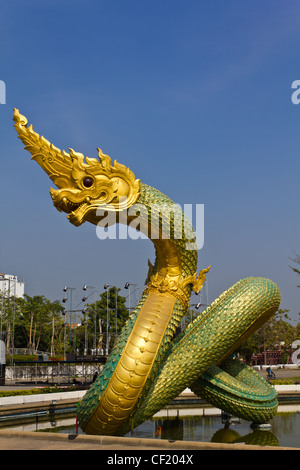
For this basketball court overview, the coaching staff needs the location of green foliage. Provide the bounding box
[289,252,300,288]
[271,378,299,385]
[6,354,64,364]
[0,286,129,357]
[19,295,64,354]
[7,354,39,362]
[81,286,129,353]
[0,292,65,356]
[238,308,300,364]
[0,385,77,397]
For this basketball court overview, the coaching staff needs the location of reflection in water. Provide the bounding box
[1,408,299,448]
[211,426,279,447]
[152,416,280,447]
[157,417,184,441]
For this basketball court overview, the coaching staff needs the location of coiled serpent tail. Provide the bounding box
[13,109,281,436]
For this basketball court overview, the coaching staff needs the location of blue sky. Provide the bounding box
[0,1,299,323]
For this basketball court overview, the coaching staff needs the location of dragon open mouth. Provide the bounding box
[67,201,96,226]
[50,189,118,227]
[49,188,93,225]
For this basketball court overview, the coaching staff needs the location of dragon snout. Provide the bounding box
[49,187,84,213]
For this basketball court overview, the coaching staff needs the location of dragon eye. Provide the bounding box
[82,176,94,188]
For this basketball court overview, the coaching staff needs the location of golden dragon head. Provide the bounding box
[13,109,140,226]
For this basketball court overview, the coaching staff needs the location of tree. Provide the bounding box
[19,295,49,353]
[0,293,23,350]
[47,299,65,357]
[14,295,64,355]
[238,308,297,364]
[1,290,67,357]
[83,287,129,355]
[288,252,300,321]
[289,252,300,286]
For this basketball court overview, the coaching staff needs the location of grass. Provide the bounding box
[269,377,300,385]
[0,385,77,397]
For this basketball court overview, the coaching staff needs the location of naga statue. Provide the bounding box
[13,109,281,436]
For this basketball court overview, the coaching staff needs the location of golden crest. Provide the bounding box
[144,265,211,309]
[13,109,140,226]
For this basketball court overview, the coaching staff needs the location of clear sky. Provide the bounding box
[0,1,299,323]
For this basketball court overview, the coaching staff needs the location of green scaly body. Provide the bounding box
[77,183,280,434]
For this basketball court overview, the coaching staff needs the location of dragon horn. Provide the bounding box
[13,108,76,188]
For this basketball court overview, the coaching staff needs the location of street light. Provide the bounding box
[62,286,76,360]
[82,285,96,355]
[124,282,139,314]
[190,302,208,310]
[104,284,111,355]
[104,285,120,345]
[81,307,88,354]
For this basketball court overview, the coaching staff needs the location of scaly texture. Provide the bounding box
[13,108,281,436]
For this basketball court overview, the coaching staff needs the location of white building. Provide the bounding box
[0,274,24,298]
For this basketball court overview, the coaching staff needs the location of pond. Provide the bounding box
[2,404,300,448]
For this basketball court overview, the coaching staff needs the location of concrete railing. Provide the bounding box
[0,390,86,407]
[0,385,299,408]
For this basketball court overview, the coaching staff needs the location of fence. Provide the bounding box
[7,348,50,356]
[5,361,103,384]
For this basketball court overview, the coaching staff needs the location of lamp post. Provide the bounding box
[81,308,88,356]
[82,285,96,355]
[62,286,76,359]
[124,282,139,314]
[114,287,118,342]
[104,284,111,355]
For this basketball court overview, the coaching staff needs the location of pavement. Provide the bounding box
[255,367,300,381]
[0,429,296,451]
